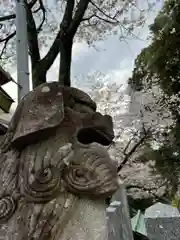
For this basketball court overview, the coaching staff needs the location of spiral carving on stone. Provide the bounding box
[63,143,120,198]
[63,164,101,194]
[22,166,62,203]
[0,196,16,223]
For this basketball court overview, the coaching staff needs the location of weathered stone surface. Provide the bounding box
[0,82,119,239]
[144,202,180,240]
[107,184,134,240]
[0,118,8,135]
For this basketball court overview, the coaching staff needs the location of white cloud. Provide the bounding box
[72,41,90,60]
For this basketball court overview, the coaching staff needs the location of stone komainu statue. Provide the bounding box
[0,82,120,239]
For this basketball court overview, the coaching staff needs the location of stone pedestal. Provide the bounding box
[144,202,180,240]
[106,185,134,240]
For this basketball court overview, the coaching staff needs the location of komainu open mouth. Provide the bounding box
[77,127,114,146]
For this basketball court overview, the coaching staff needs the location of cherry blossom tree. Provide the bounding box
[0,0,157,87]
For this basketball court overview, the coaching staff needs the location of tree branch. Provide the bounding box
[28,0,38,8]
[0,31,16,59]
[58,0,75,85]
[0,14,15,22]
[60,0,74,31]
[90,0,120,23]
[0,0,38,22]
[82,13,96,21]
[35,0,90,75]
[67,0,90,37]
[117,128,151,173]
[40,0,75,73]
[25,1,41,68]
[0,31,16,43]
[94,14,119,24]
[126,184,157,191]
[123,137,134,155]
[33,0,44,13]
[0,0,40,60]
[36,0,46,32]
[0,35,14,59]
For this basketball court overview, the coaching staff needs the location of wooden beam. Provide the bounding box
[0,66,14,85]
[0,86,14,113]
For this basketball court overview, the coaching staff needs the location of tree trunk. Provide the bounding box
[58,37,73,86]
[32,64,47,88]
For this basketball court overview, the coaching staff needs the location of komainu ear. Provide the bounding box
[6,83,64,149]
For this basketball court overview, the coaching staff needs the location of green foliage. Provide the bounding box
[129,1,180,195]
[129,0,180,96]
[172,195,180,208]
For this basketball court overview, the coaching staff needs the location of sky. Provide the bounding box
[2,0,163,115]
